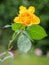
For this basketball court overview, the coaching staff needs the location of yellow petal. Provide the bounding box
[28,6,35,13]
[13,6,40,26]
[13,17,20,23]
[32,15,40,24]
[19,6,27,14]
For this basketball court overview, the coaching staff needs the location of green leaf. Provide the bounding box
[11,23,25,31]
[26,25,47,40]
[17,33,32,53]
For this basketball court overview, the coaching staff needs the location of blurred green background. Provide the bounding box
[0,0,49,65]
[0,0,49,54]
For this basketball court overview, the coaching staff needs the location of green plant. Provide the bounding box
[8,6,47,53]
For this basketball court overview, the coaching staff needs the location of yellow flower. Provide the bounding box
[14,6,40,26]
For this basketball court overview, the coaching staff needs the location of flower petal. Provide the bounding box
[19,6,27,14]
[14,17,20,23]
[32,15,40,24]
[28,6,35,13]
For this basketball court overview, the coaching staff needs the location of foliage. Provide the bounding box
[10,22,47,53]
[0,0,49,54]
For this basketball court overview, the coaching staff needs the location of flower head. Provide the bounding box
[14,6,40,26]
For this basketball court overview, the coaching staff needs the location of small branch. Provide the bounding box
[8,30,21,51]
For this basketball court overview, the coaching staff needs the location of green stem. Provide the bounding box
[8,30,21,51]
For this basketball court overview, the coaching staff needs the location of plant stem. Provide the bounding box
[8,30,21,51]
